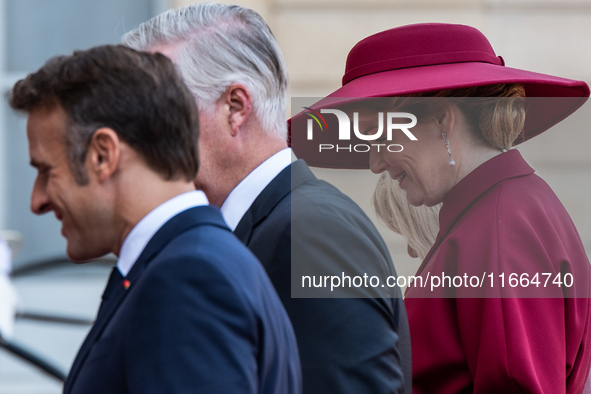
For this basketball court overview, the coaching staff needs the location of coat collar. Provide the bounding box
[438,149,534,239]
[234,159,315,243]
[408,149,534,282]
[126,205,226,281]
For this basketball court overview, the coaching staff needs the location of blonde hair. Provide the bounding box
[431,84,526,150]
[373,173,440,260]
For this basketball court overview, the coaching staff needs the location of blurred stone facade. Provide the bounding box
[175,0,591,278]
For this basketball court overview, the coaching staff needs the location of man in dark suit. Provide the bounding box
[124,3,411,393]
[9,45,301,394]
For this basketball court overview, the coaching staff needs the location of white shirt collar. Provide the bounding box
[221,148,293,231]
[117,190,209,276]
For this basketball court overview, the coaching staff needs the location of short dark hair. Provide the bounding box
[9,44,199,184]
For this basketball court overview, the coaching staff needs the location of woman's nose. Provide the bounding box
[368,148,387,174]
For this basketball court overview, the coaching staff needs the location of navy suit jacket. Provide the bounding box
[64,205,301,394]
[234,160,412,393]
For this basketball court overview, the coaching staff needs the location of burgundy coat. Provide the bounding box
[405,150,591,393]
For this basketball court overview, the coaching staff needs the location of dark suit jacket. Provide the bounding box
[64,205,301,394]
[235,159,411,393]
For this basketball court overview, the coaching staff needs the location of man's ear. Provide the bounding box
[224,84,253,136]
[87,128,120,182]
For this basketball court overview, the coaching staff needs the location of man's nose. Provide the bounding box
[31,178,51,215]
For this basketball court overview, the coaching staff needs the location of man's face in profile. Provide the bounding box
[27,105,112,262]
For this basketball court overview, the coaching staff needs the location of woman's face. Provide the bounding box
[367,116,456,207]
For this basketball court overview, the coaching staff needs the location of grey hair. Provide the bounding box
[373,173,441,261]
[122,3,288,139]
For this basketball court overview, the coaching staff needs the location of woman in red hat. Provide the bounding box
[293,23,591,393]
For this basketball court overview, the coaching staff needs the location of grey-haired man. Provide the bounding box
[124,4,411,393]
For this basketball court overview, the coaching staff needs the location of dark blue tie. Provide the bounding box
[97,266,123,319]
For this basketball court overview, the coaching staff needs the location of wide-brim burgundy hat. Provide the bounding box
[289,23,590,169]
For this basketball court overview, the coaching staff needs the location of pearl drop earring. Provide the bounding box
[442,132,455,166]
